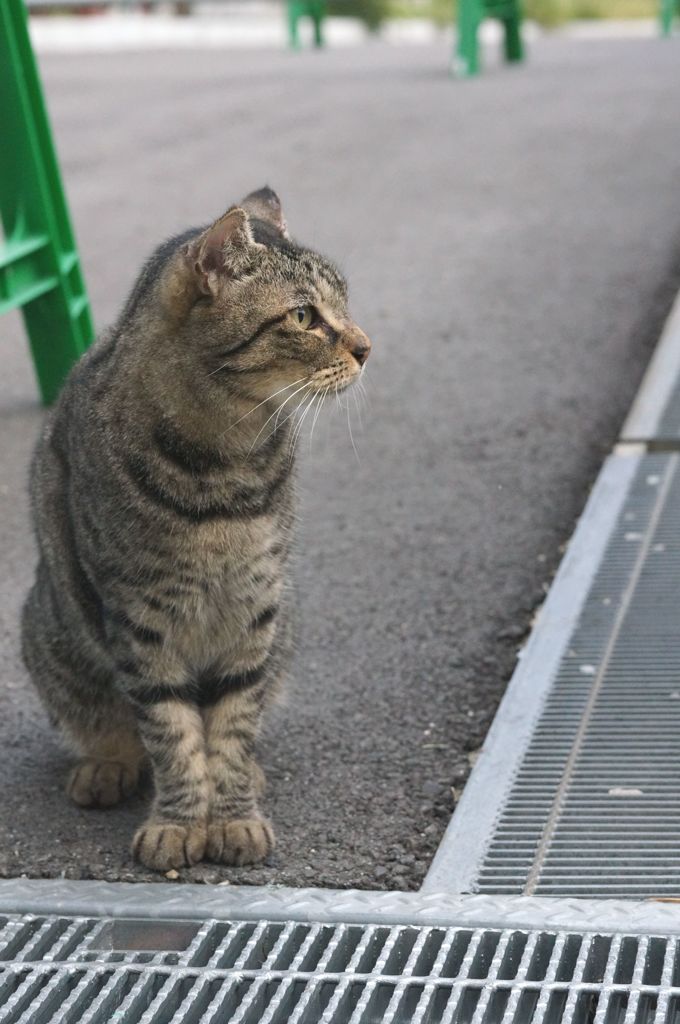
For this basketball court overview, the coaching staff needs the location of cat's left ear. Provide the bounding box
[240,186,289,240]
[186,208,263,296]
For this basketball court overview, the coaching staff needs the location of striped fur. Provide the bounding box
[21,188,370,872]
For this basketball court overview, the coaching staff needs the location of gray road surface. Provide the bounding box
[2,36,680,889]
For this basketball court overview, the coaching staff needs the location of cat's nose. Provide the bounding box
[347,329,371,367]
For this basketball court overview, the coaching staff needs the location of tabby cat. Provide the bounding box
[21,187,370,872]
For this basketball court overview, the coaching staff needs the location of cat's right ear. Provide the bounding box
[240,187,289,239]
[185,208,263,296]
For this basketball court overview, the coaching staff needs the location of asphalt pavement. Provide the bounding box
[2,35,680,889]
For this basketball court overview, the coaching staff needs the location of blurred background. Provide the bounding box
[24,0,664,34]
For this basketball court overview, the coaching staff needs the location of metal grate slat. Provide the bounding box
[42,918,94,963]
[357,927,440,1024]
[1,971,53,1024]
[468,930,515,1024]
[137,976,186,1024]
[72,971,129,1024]
[98,971,157,1022]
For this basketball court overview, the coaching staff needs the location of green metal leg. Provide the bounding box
[455,0,481,76]
[287,0,326,49]
[311,0,325,47]
[660,0,675,35]
[0,0,93,404]
[454,0,524,77]
[503,12,523,62]
[287,0,302,49]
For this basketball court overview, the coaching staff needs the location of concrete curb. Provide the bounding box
[622,289,680,444]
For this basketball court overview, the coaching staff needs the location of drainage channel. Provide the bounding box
[426,449,680,899]
[3,892,680,1022]
[5,911,680,1024]
[2,888,680,1023]
[3,296,680,1020]
[426,288,680,901]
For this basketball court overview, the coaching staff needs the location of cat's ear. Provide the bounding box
[186,208,263,295]
[240,186,289,239]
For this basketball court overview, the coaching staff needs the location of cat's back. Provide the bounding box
[30,325,120,525]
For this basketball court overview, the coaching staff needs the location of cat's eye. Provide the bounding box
[292,306,315,330]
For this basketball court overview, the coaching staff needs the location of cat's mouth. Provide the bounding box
[310,362,363,397]
[328,376,355,394]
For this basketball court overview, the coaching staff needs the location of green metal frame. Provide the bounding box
[287,0,326,49]
[0,0,93,405]
[454,0,524,77]
[661,0,679,35]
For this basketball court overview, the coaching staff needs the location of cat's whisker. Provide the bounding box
[245,380,313,457]
[345,393,360,464]
[355,375,369,411]
[282,397,306,454]
[306,395,319,454]
[308,389,328,452]
[272,380,311,434]
[208,360,231,377]
[266,385,317,459]
[351,386,364,431]
[256,386,314,461]
[224,377,309,434]
[292,392,318,454]
[289,390,317,458]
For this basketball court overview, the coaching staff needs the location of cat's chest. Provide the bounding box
[169,518,284,637]
[180,516,278,577]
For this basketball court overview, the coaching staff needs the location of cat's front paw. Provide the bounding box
[132,821,206,871]
[67,758,140,808]
[206,817,275,866]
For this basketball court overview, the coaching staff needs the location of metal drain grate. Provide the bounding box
[3,914,680,1024]
[428,452,680,899]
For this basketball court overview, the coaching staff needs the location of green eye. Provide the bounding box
[292,306,314,330]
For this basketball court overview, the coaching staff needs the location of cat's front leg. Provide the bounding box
[111,628,211,871]
[203,687,274,866]
[130,698,210,872]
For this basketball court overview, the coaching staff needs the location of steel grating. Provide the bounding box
[5,913,680,1024]
[427,451,680,899]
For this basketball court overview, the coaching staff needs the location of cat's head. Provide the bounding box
[165,187,370,402]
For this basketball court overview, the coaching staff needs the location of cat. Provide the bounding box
[21,187,370,872]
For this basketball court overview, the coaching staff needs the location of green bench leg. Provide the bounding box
[503,11,523,61]
[0,0,93,405]
[660,0,676,35]
[454,0,524,77]
[455,0,482,76]
[287,0,325,49]
[287,0,302,49]
[311,0,325,47]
